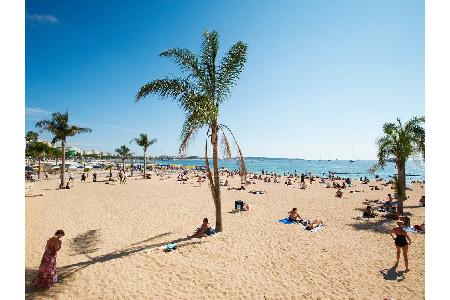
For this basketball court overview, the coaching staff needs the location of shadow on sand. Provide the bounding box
[347,217,394,234]
[379,265,405,282]
[25,231,207,299]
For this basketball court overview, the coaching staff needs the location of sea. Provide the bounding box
[150,158,425,183]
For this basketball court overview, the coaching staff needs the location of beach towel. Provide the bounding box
[301,224,325,233]
[278,218,295,224]
[165,243,177,251]
[403,226,422,234]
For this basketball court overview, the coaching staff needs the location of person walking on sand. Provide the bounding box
[31,230,65,289]
[390,220,412,272]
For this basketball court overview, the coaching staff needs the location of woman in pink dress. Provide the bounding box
[31,230,65,289]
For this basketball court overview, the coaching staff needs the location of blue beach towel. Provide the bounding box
[278,218,295,224]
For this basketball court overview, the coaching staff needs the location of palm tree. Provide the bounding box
[130,133,157,179]
[115,145,131,171]
[136,30,248,232]
[36,112,92,188]
[26,141,51,179]
[372,116,425,213]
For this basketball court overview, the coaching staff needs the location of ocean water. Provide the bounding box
[151,158,425,183]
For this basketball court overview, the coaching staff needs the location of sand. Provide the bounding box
[25,171,425,299]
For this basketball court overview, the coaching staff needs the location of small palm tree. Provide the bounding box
[372,116,425,213]
[115,145,131,171]
[26,141,51,179]
[130,133,157,179]
[36,112,92,188]
[136,30,248,232]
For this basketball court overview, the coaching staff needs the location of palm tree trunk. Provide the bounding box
[122,159,125,171]
[143,150,147,179]
[131,158,134,176]
[211,121,223,232]
[397,160,407,214]
[38,158,41,179]
[61,141,66,189]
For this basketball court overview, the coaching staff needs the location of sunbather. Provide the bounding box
[288,208,303,223]
[305,219,324,230]
[335,189,343,198]
[188,218,213,238]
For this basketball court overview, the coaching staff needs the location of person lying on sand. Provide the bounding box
[413,223,425,232]
[304,219,324,230]
[335,189,343,198]
[288,208,303,223]
[188,218,215,238]
[249,190,264,194]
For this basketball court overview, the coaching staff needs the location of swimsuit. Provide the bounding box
[395,233,408,247]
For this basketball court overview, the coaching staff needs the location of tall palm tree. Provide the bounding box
[115,145,131,171]
[36,112,92,188]
[136,30,248,232]
[130,133,157,179]
[26,141,51,179]
[373,116,425,213]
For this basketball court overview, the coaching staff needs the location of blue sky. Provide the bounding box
[25,0,424,159]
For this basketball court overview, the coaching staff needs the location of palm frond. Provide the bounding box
[179,123,199,157]
[219,124,247,179]
[220,132,232,159]
[160,48,206,84]
[216,41,248,103]
[200,30,219,97]
[136,78,194,103]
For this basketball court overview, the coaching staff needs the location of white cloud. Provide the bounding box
[25,107,50,116]
[27,14,58,24]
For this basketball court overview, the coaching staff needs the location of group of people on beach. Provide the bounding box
[29,168,424,290]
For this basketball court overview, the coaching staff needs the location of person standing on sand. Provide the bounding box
[31,230,65,289]
[390,220,412,272]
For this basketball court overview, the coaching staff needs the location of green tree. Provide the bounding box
[372,116,425,213]
[130,133,157,179]
[36,112,92,188]
[136,30,248,232]
[26,131,39,144]
[47,147,62,167]
[115,145,131,171]
[26,141,51,179]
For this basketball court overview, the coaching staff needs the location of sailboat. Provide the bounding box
[349,145,355,162]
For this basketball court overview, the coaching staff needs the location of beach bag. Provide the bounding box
[235,200,244,210]
[207,228,216,236]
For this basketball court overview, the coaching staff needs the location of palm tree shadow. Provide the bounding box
[25,232,207,298]
[69,229,102,256]
[347,217,394,234]
[379,265,405,281]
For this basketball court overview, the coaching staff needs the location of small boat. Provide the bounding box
[349,160,355,163]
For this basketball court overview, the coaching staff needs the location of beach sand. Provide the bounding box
[25,171,425,299]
